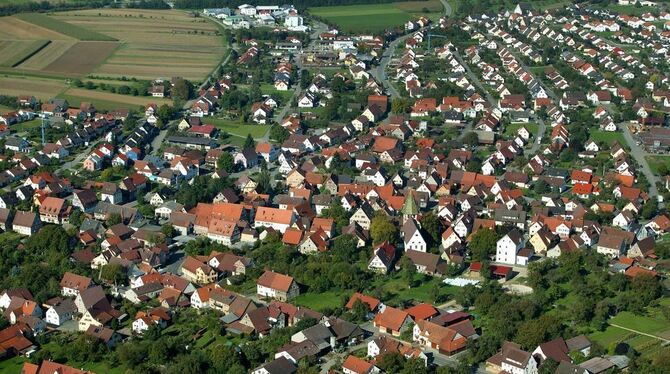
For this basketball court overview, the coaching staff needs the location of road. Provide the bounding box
[529,116,547,154]
[57,142,95,173]
[452,50,496,106]
[617,122,660,201]
[370,0,453,98]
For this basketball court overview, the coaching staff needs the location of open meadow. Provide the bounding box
[308,0,444,33]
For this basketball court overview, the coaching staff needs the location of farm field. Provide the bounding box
[41,41,118,76]
[53,9,227,81]
[0,76,66,100]
[0,40,50,67]
[0,9,226,104]
[57,87,172,111]
[308,0,444,33]
[645,155,670,175]
[15,13,116,41]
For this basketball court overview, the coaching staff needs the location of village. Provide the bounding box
[0,1,669,374]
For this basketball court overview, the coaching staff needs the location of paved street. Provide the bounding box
[452,50,496,107]
[617,122,660,201]
[371,0,452,99]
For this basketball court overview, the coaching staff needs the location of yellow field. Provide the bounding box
[15,40,77,70]
[52,9,226,81]
[0,76,66,100]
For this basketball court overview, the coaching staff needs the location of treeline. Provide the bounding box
[0,0,111,17]
[174,0,421,11]
[127,0,171,9]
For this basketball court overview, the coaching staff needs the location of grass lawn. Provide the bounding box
[295,290,347,311]
[308,1,444,33]
[504,122,538,138]
[206,117,270,139]
[11,118,42,132]
[0,105,16,113]
[609,310,670,337]
[56,93,141,112]
[589,325,633,347]
[589,130,625,147]
[260,84,294,103]
[0,356,26,373]
[645,155,670,175]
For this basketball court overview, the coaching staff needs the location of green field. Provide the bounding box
[295,290,347,311]
[590,299,670,358]
[309,1,444,33]
[589,130,625,147]
[206,117,271,139]
[11,118,42,132]
[16,13,117,41]
[55,93,139,112]
[504,122,538,138]
[645,155,670,175]
[0,40,50,67]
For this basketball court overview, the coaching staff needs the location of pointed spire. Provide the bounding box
[401,189,418,217]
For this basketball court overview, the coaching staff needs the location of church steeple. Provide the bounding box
[401,189,418,222]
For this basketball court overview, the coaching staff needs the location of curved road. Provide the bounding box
[371,0,453,98]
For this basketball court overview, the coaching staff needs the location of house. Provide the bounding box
[257,270,299,301]
[12,210,40,236]
[252,356,297,374]
[373,306,411,336]
[532,337,570,366]
[21,361,92,374]
[402,218,427,252]
[45,299,77,327]
[368,241,396,273]
[342,355,379,374]
[255,207,295,233]
[413,319,476,356]
[486,341,538,374]
[60,272,92,297]
[495,229,526,265]
[180,256,217,285]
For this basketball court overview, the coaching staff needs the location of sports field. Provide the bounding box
[309,0,444,33]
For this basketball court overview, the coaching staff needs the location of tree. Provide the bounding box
[391,98,411,114]
[641,200,657,220]
[269,125,290,143]
[399,256,416,287]
[243,134,255,149]
[463,132,479,148]
[107,213,122,226]
[419,212,442,246]
[171,78,193,102]
[217,151,235,173]
[370,214,397,244]
[161,224,176,238]
[156,104,176,125]
[350,299,368,322]
[100,263,126,285]
[469,228,499,261]
[256,164,272,194]
[534,179,550,194]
